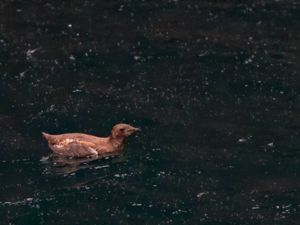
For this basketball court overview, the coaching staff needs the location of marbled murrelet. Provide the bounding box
[42,124,140,157]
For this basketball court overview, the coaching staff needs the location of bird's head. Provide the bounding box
[111,123,140,139]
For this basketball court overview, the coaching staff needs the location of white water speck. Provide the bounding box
[94,165,110,170]
[134,56,141,61]
[26,48,40,59]
[132,202,142,207]
[69,55,76,60]
[267,142,274,147]
[19,71,27,78]
[118,5,124,11]
[197,192,208,199]
[238,138,247,143]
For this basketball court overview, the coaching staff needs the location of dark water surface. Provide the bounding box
[0,1,300,224]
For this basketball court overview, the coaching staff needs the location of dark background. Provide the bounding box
[0,0,299,225]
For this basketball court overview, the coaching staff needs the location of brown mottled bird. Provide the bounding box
[42,123,140,158]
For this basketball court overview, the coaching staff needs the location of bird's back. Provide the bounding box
[42,132,104,144]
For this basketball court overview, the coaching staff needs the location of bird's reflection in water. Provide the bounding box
[41,152,127,176]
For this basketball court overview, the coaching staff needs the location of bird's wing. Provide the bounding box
[49,140,98,157]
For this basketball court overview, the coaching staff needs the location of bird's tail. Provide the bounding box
[42,132,51,141]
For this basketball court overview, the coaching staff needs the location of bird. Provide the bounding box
[42,123,140,158]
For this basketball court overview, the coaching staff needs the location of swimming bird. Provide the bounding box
[42,123,140,158]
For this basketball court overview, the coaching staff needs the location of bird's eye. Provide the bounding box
[119,128,125,131]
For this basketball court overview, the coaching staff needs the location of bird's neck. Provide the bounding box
[108,136,125,150]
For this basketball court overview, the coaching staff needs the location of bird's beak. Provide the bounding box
[134,127,141,132]
[130,127,141,132]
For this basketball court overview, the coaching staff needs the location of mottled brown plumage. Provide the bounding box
[42,123,140,158]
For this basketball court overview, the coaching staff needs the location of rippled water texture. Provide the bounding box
[0,1,299,225]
